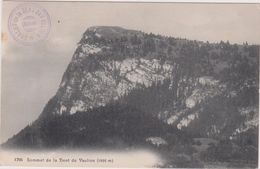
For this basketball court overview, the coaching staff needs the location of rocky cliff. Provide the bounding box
[3,26,259,168]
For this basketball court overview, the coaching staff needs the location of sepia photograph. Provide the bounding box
[1,1,259,168]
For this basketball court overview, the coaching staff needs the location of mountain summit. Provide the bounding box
[3,26,259,168]
[42,26,174,117]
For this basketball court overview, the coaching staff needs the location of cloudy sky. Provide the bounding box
[1,1,260,143]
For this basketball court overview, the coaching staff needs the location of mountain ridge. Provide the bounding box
[3,26,259,168]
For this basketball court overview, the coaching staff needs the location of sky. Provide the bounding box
[1,2,260,143]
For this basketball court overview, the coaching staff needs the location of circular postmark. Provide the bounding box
[8,3,51,45]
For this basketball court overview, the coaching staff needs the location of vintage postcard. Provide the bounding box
[1,1,259,168]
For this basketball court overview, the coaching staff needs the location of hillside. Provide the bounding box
[3,26,259,168]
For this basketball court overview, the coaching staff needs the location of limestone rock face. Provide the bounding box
[38,26,258,138]
[4,26,259,152]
